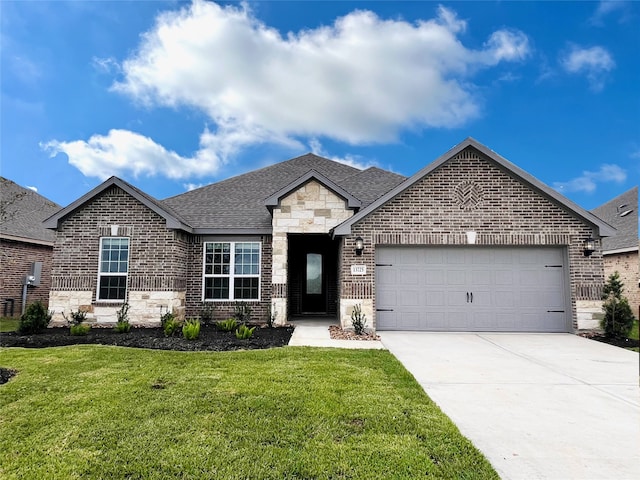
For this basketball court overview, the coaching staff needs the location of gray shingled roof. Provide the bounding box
[591,187,638,253]
[162,153,406,231]
[0,177,60,243]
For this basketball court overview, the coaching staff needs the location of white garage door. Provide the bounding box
[376,247,569,332]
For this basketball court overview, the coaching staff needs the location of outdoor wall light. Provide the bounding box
[583,238,596,257]
[355,236,364,256]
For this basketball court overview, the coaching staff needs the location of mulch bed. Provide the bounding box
[579,331,639,349]
[328,325,380,341]
[0,325,294,386]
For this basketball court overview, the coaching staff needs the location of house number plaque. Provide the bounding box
[350,265,367,275]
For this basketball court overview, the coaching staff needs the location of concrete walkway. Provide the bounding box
[287,319,385,349]
[379,332,640,480]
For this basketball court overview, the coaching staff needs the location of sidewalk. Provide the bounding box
[287,319,385,349]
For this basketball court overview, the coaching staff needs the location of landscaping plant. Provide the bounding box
[114,302,131,333]
[163,316,181,337]
[62,309,91,336]
[199,302,215,326]
[235,324,256,339]
[351,304,367,335]
[601,272,636,338]
[233,301,252,323]
[18,301,52,334]
[182,319,201,340]
[216,318,238,332]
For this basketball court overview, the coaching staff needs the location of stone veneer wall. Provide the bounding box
[604,250,639,320]
[49,186,188,326]
[0,238,54,316]
[271,180,354,324]
[338,147,605,331]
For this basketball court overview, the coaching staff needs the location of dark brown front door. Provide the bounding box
[289,234,338,317]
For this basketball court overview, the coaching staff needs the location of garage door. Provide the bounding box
[376,247,569,332]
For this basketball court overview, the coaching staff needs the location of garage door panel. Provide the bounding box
[376,246,569,332]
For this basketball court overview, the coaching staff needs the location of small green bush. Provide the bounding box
[601,272,636,338]
[62,310,87,326]
[114,303,131,333]
[163,317,181,337]
[233,302,252,323]
[18,301,52,334]
[235,324,256,339]
[351,304,367,336]
[70,324,91,336]
[199,302,215,326]
[182,319,201,340]
[160,310,175,328]
[217,318,238,332]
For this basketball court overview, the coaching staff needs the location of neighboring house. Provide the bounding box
[44,138,614,332]
[592,187,639,319]
[0,177,61,316]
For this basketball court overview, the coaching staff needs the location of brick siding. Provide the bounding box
[339,147,605,330]
[0,239,53,316]
[604,251,640,319]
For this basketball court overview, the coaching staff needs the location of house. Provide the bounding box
[44,138,614,332]
[591,187,639,319]
[0,177,61,316]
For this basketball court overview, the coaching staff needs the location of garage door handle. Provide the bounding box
[547,310,564,313]
[466,292,469,303]
[376,308,394,312]
[470,292,473,303]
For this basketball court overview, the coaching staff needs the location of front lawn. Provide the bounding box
[0,346,497,479]
[0,317,19,333]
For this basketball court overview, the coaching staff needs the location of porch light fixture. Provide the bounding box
[582,238,596,257]
[355,236,364,256]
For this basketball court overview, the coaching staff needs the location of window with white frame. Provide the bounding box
[98,237,129,301]
[203,242,260,300]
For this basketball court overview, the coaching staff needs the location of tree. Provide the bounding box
[600,272,636,338]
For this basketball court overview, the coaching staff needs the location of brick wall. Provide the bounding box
[49,186,188,324]
[0,239,53,316]
[339,147,605,330]
[184,235,273,323]
[604,251,640,319]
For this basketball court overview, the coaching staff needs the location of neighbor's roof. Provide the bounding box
[333,137,617,237]
[591,186,638,253]
[0,177,61,244]
[162,153,406,233]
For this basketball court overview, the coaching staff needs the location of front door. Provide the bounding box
[289,234,338,317]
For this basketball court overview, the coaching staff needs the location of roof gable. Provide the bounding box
[43,176,192,232]
[264,170,361,211]
[334,137,616,237]
[591,186,638,253]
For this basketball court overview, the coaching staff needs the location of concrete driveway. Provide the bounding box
[379,332,640,479]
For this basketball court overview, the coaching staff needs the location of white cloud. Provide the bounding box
[308,139,373,171]
[41,129,226,181]
[49,1,531,181]
[560,45,615,91]
[589,1,628,26]
[92,56,121,74]
[553,164,627,193]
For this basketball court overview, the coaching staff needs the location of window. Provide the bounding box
[203,242,260,300]
[98,237,129,301]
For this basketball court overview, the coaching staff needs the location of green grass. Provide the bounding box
[629,319,639,341]
[0,317,20,333]
[0,346,497,479]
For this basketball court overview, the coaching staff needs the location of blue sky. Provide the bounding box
[1,1,638,212]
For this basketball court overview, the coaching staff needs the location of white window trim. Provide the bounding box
[202,241,261,302]
[97,236,129,302]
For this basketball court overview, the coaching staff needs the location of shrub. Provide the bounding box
[233,302,252,323]
[160,310,175,328]
[18,301,52,334]
[601,272,636,338]
[62,310,87,326]
[350,304,367,335]
[235,324,256,339]
[182,319,201,340]
[217,318,238,332]
[163,317,181,337]
[70,324,91,336]
[199,302,215,326]
[114,303,131,333]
